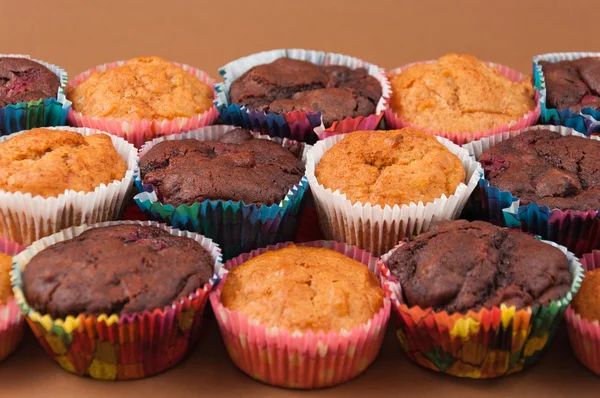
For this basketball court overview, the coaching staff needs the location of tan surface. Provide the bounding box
[316,129,465,207]
[389,54,535,132]
[0,129,126,197]
[572,269,600,322]
[1,0,600,396]
[222,245,384,332]
[0,253,12,304]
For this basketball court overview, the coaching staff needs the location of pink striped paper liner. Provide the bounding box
[210,240,391,389]
[67,61,219,148]
[384,61,541,145]
[0,238,25,362]
[565,251,600,375]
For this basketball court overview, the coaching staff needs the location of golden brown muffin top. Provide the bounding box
[221,245,384,332]
[572,269,600,322]
[68,56,214,120]
[0,128,127,198]
[389,54,535,133]
[0,253,12,305]
[315,129,466,207]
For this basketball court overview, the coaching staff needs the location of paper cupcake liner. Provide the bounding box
[134,125,309,260]
[67,61,219,148]
[215,49,391,144]
[384,61,541,145]
[11,220,224,380]
[379,239,583,378]
[306,134,482,257]
[0,54,70,136]
[0,238,25,362]
[0,126,137,246]
[463,124,600,257]
[210,240,391,388]
[533,52,600,136]
[565,251,600,375]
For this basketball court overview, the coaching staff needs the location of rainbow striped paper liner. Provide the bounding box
[134,125,309,260]
[67,61,219,148]
[385,60,541,145]
[215,49,391,144]
[533,52,600,136]
[0,238,25,362]
[0,126,137,246]
[11,220,224,380]
[462,124,600,257]
[210,240,391,389]
[379,239,583,378]
[0,54,70,137]
[306,133,482,257]
[565,251,600,376]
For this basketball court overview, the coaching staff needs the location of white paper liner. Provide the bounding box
[306,133,482,256]
[0,127,137,245]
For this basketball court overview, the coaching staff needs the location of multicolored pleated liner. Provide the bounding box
[210,240,391,389]
[566,251,600,375]
[215,48,391,144]
[11,221,224,380]
[462,124,600,258]
[385,60,541,145]
[68,60,219,148]
[133,125,309,260]
[0,54,70,136]
[533,52,600,136]
[0,238,25,362]
[379,240,583,378]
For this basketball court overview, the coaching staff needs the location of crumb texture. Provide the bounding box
[0,57,59,107]
[572,268,600,322]
[541,57,600,112]
[0,253,12,305]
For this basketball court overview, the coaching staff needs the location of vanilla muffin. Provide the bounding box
[389,54,535,132]
[0,253,12,305]
[0,128,127,198]
[68,56,214,120]
[315,129,465,207]
[571,269,600,322]
[221,245,384,332]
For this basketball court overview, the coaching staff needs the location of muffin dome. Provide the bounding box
[572,269,600,322]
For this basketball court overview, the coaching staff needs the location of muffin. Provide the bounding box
[0,127,137,245]
[216,49,390,144]
[380,219,582,378]
[139,127,305,207]
[134,126,309,260]
[67,57,218,147]
[540,57,600,112]
[307,128,480,256]
[12,221,222,380]
[571,269,600,322]
[0,253,12,306]
[0,57,60,107]
[315,128,465,207]
[0,238,25,362]
[386,54,538,145]
[211,241,390,388]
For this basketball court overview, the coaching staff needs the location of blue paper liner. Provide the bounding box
[133,126,309,260]
[0,55,70,136]
[533,52,600,136]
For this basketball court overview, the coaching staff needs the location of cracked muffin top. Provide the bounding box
[0,57,60,107]
[386,220,572,313]
[540,57,600,112]
[389,54,535,132]
[479,129,600,210]
[221,244,384,332]
[0,253,13,305]
[229,58,382,127]
[67,56,214,120]
[314,128,465,207]
[571,268,600,322]
[0,128,127,198]
[22,225,215,318]
[140,128,305,207]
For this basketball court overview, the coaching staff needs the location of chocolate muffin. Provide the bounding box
[479,129,600,210]
[22,224,215,318]
[386,220,572,313]
[0,57,60,107]
[139,128,305,207]
[229,58,382,127]
[540,58,600,112]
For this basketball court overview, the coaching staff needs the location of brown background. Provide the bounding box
[1,0,599,396]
